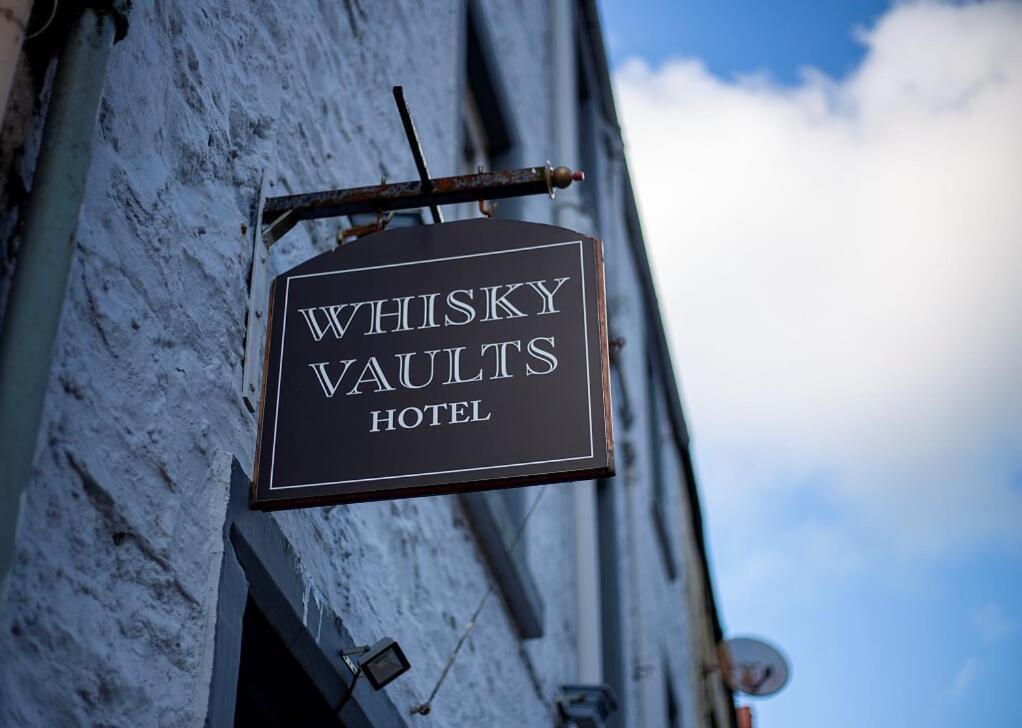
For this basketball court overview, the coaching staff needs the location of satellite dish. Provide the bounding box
[722,637,790,697]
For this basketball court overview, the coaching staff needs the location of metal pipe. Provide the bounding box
[551,0,605,689]
[261,164,583,228]
[0,5,124,596]
[0,0,33,119]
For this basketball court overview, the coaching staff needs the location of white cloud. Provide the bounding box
[951,656,981,699]
[614,0,1022,580]
[972,602,1018,643]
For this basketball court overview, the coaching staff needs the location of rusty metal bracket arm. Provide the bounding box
[260,164,583,235]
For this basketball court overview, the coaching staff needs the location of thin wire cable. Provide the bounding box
[414,484,549,715]
[25,0,58,40]
[333,669,361,715]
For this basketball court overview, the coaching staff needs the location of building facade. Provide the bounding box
[0,2,734,726]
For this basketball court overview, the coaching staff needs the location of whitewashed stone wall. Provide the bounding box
[0,2,709,726]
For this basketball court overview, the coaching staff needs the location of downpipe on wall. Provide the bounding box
[551,0,605,688]
[0,2,129,604]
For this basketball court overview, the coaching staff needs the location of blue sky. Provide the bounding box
[602,0,891,84]
[600,1,1022,727]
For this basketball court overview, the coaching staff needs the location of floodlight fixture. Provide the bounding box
[335,637,411,715]
[358,637,411,690]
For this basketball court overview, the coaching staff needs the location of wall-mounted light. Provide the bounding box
[356,638,411,690]
[335,637,411,714]
[556,684,618,728]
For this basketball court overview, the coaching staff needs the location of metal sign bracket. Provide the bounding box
[255,86,582,251]
[241,86,585,416]
[242,169,271,413]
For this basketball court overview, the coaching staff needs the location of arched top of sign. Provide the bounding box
[252,218,614,510]
[281,218,592,277]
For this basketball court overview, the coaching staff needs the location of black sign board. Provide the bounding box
[252,218,613,509]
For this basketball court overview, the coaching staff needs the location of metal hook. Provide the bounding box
[337,210,394,245]
[471,165,497,217]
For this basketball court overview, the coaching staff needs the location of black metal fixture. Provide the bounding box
[334,638,411,714]
[556,684,619,728]
[393,85,443,224]
[356,638,412,690]
[259,85,584,245]
[263,163,584,242]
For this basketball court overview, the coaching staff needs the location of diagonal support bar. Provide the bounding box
[393,86,443,224]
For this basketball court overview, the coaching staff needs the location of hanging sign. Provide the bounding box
[251,218,613,509]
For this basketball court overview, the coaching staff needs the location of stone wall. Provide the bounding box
[0,2,711,726]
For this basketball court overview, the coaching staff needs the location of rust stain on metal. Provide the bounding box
[261,165,583,227]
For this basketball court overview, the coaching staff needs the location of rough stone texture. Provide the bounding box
[0,2,713,727]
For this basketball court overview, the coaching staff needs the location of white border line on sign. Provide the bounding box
[269,240,595,491]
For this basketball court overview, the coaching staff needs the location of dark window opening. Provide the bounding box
[576,31,602,220]
[457,1,521,221]
[665,661,683,728]
[646,350,666,505]
[234,597,340,727]
[461,88,491,177]
[456,0,534,565]
[646,343,678,581]
[610,361,634,431]
[464,1,513,158]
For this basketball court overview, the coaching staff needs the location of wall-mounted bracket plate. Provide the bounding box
[242,170,271,414]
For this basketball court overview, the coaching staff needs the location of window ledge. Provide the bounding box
[651,500,679,581]
[458,490,544,639]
